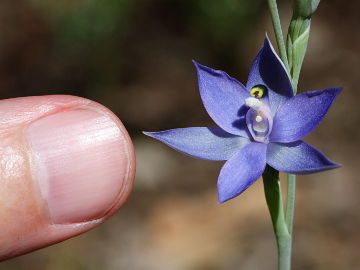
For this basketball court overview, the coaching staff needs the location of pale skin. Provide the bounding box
[0,95,136,260]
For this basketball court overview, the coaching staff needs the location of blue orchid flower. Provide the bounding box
[144,37,341,203]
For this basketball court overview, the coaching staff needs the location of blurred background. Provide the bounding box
[1,0,359,269]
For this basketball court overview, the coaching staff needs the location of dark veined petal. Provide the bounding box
[143,127,249,161]
[246,36,294,114]
[193,61,251,137]
[270,87,342,143]
[266,141,340,174]
[217,142,267,203]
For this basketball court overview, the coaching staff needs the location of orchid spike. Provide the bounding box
[144,37,341,203]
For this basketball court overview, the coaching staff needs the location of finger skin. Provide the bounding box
[0,95,135,260]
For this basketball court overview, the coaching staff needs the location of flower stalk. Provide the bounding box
[263,166,291,270]
[266,0,290,71]
[285,173,296,235]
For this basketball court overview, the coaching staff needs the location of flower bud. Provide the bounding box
[293,0,320,18]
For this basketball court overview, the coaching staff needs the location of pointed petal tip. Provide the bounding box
[217,183,248,204]
[322,87,342,100]
[192,60,212,74]
[143,131,160,139]
[217,191,234,204]
[192,59,205,71]
[217,197,224,204]
[263,34,271,46]
[192,60,226,77]
[311,160,342,174]
[295,162,342,175]
[327,162,342,170]
[322,87,343,96]
[217,179,238,204]
[329,87,343,100]
[334,87,343,94]
[217,184,250,204]
[142,131,153,136]
[261,34,275,53]
[192,60,205,72]
[217,198,226,204]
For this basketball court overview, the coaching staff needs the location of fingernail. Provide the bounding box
[26,108,129,224]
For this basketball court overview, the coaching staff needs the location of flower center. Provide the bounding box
[250,85,267,98]
[245,97,273,143]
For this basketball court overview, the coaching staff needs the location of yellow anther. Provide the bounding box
[250,87,264,98]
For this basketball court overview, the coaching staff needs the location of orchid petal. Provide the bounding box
[270,87,342,143]
[217,142,267,203]
[193,61,251,137]
[143,127,249,161]
[246,37,294,114]
[267,141,340,174]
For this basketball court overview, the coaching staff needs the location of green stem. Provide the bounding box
[263,166,291,270]
[285,174,296,235]
[267,0,290,71]
[266,1,295,269]
[266,1,319,268]
[285,19,302,236]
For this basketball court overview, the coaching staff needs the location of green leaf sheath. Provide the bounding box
[287,17,310,93]
[287,0,320,93]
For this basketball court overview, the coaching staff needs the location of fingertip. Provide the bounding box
[0,95,136,259]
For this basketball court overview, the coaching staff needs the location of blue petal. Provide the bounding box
[217,142,267,203]
[193,60,251,137]
[143,127,249,161]
[266,141,340,174]
[270,87,342,143]
[246,36,294,114]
